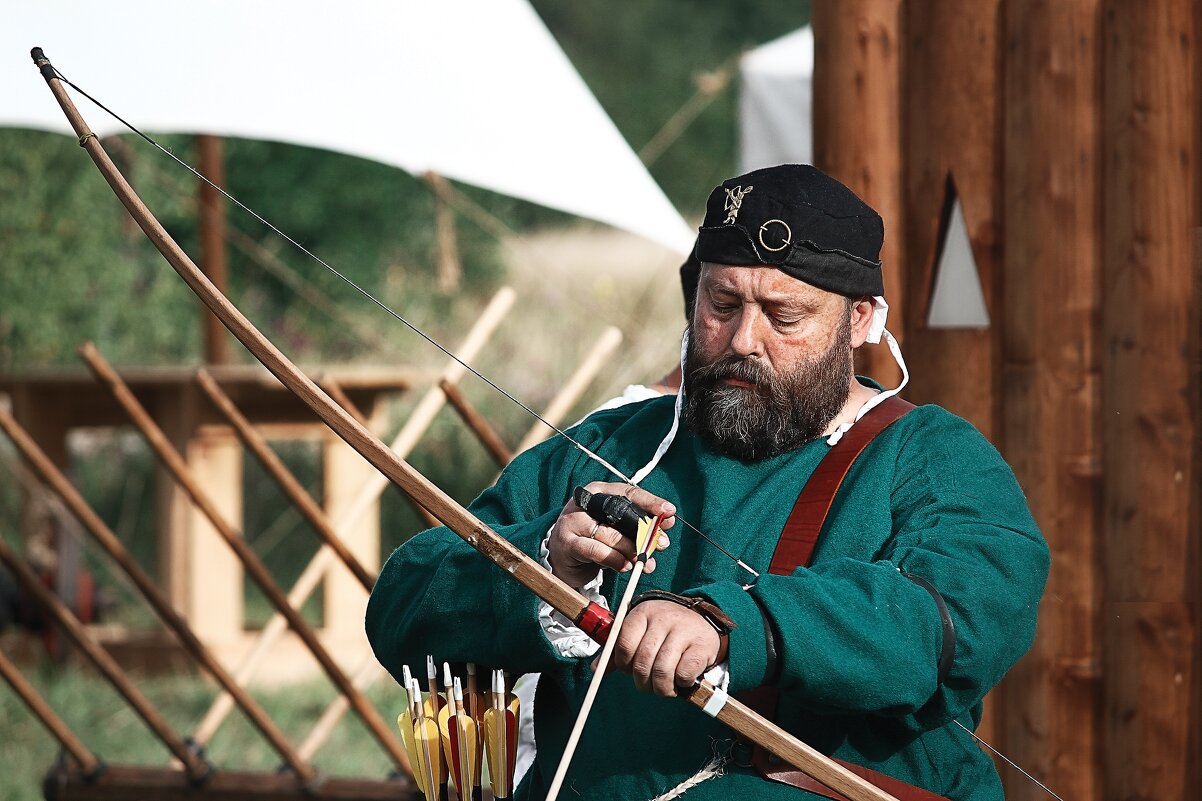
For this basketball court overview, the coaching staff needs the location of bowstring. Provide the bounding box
[50,69,754,578]
[48,69,1073,801]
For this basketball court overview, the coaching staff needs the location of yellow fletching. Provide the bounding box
[636,515,662,559]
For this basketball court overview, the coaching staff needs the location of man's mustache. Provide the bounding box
[690,356,778,394]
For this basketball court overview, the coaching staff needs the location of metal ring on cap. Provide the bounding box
[758,219,791,252]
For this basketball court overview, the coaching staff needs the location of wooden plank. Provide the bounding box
[1001,2,1103,799]
[1100,1,1202,797]
[811,0,904,389]
[41,763,419,801]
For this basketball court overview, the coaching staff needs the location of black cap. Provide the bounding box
[691,164,884,298]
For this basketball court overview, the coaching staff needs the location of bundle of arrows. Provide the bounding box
[398,658,519,801]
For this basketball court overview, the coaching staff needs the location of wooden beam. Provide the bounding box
[811,0,904,389]
[1101,1,1202,797]
[1001,3,1103,799]
[41,763,419,801]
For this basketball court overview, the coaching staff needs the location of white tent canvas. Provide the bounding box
[739,26,813,173]
[3,0,693,255]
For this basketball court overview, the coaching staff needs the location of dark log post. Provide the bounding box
[1101,1,1202,798]
[197,134,231,365]
[1002,2,1104,799]
[811,0,904,389]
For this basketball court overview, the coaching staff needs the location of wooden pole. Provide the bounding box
[1001,3,1103,799]
[0,538,211,780]
[0,646,102,775]
[439,378,513,467]
[197,134,231,365]
[1100,1,1202,797]
[512,325,623,454]
[191,287,514,746]
[78,343,413,777]
[0,407,315,782]
[424,171,462,292]
[195,369,375,590]
[811,0,904,390]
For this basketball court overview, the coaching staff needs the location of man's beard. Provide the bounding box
[682,318,853,461]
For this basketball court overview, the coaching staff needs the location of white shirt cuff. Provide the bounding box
[538,530,604,658]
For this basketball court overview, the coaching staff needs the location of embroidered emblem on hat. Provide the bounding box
[723,185,753,224]
[758,219,792,252]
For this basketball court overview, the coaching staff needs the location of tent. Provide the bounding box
[738,26,813,173]
[3,0,693,255]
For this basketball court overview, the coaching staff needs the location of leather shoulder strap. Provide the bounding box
[768,395,916,576]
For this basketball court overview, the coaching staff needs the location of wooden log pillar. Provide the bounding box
[1100,1,1202,797]
[811,0,904,390]
[901,0,1006,758]
[321,406,382,647]
[1001,2,1103,799]
[900,0,1002,439]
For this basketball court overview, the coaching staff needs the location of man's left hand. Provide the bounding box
[597,600,728,697]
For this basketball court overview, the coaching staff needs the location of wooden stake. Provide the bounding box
[1101,2,1202,797]
[439,379,513,467]
[812,0,904,389]
[79,343,412,777]
[0,538,210,780]
[1001,3,1103,799]
[195,368,375,590]
[197,133,231,365]
[0,407,315,782]
[0,646,101,775]
[192,286,513,745]
[513,326,622,454]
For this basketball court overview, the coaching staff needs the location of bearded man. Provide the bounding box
[367,165,1049,801]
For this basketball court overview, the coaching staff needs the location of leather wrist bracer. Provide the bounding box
[629,590,737,636]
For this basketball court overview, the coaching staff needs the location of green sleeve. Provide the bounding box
[693,411,1049,729]
[365,432,590,679]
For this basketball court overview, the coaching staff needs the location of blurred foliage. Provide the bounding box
[533,0,811,211]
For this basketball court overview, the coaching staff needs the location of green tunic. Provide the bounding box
[366,393,1048,801]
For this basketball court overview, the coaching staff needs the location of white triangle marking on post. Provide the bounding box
[927,197,990,328]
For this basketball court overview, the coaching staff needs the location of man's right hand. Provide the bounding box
[546,481,675,589]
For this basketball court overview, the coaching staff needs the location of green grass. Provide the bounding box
[0,659,409,801]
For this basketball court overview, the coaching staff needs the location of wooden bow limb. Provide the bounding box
[32,48,899,801]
